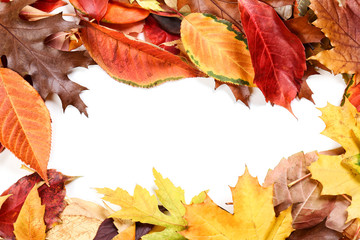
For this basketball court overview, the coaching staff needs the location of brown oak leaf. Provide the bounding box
[0,0,93,115]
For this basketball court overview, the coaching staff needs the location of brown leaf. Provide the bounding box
[285,15,325,43]
[343,218,360,240]
[325,195,351,232]
[0,68,51,182]
[0,0,93,115]
[288,220,343,240]
[214,80,252,107]
[262,0,294,8]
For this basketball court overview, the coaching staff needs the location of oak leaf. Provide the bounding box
[181,168,294,239]
[309,0,360,74]
[0,68,51,182]
[13,185,46,240]
[181,13,255,86]
[0,170,75,239]
[80,21,202,88]
[0,0,93,115]
[238,0,306,112]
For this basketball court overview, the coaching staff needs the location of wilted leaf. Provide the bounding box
[31,0,66,12]
[181,13,254,86]
[215,80,252,106]
[181,168,293,239]
[62,198,110,220]
[0,142,4,153]
[152,14,181,35]
[238,0,306,112]
[80,21,202,88]
[297,0,310,16]
[262,0,294,7]
[0,0,93,115]
[113,224,135,240]
[70,0,108,22]
[13,185,46,240]
[93,218,119,240]
[0,68,51,182]
[288,220,343,240]
[343,218,360,240]
[135,222,154,240]
[0,170,73,239]
[0,195,10,209]
[285,15,325,43]
[309,0,360,74]
[102,1,149,24]
[45,30,83,51]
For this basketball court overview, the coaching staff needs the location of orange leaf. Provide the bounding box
[102,2,149,24]
[0,68,51,182]
[285,15,325,43]
[80,21,202,87]
[309,0,360,74]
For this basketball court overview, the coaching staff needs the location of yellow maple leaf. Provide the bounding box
[13,185,46,240]
[180,168,293,240]
[308,0,360,74]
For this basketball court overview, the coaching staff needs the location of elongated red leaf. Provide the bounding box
[102,1,149,24]
[70,0,108,22]
[0,170,73,239]
[0,68,51,182]
[80,21,202,87]
[31,0,67,12]
[238,0,306,111]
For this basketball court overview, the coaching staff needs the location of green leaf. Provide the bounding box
[142,228,186,240]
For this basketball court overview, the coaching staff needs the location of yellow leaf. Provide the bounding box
[181,13,255,86]
[130,0,163,11]
[112,224,135,240]
[309,155,360,221]
[318,99,360,157]
[180,168,293,239]
[14,185,46,240]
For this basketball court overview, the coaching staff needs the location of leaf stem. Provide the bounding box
[342,194,352,203]
[288,173,312,188]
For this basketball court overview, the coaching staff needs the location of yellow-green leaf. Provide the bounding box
[181,13,255,86]
[13,185,46,240]
[142,228,185,240]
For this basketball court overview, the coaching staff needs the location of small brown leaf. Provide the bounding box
[214,80,252,107]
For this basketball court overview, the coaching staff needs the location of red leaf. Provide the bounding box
[0,142,4,153]
[94,218,118,240]
[285,15,325,44]
[144,15,180,55]
[31,0,67,12]
[102,1,149,24]
[238,0,306,112]
[0,170,74,239]
[70,0,108,22]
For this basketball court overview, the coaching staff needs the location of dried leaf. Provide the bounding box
[297,0,310,16]
[215,80,252,106]
[309,0,360,74]
[62,198,110,221]
[102,2,149,24]
[181,13,254,86]
[31,0,67,12]
[152,14,181,35]
[0,68,51,182]
[113,224,136,240]
[344,74,360,112]
[262,0,294,8]
[80,21,202,88]
[238,0,306,112]
[70,0,108,22]
[285,15,325,43]
[135,222,154,240]
[130,0,163,11]
[0,195,10,209]
[13,185,46,240]
[0,0,93,115]
[93,218,118,240]
[0,170,73,239]
[181,168,294,239]
[288,220,343,240]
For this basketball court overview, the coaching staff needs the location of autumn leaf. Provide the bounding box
[0,142,5,153]
[284,15,325,43]
[0,170,74,239]
[297,0,310,16]
[181,168,294,239]
[181,13,255,86]
[70,0,108,22]
[309,0,360,74]
[215,80,252,106]
[13,185,46,240]
[262,0,294,8]
[31,0,67,12]
[238,0,306,111]
[0,0,93,115]
[102,2,149,24]
[0,68,51,182]
[112,224,136,240]
[287,220,343,240]
[130,0,163,11]
[45,30,83,51]
[344,74,360,112]
[0,195,11,209]
[80,21,202,88]
[93,218,119,240]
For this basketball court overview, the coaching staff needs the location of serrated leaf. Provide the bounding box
[309,0,360,74]
[238,0,306,112]
[181,168,294,239]
[13,185,46,240]
[181,13,254,86]
[0,0,93,115]
[112,224,135,240]
[80,21,202,88]
[0,68,51,182]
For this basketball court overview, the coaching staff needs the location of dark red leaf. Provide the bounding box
[144,15,180,55]
[70,0,108,22]
[94,218,118,240]
[151,14,181,35]
[31,0,67,12]
[0,142,4,153]
[0,170,74,239]
[238,0,306,112]
[135,222,153,240]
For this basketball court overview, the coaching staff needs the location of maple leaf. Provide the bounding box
[238,0,306,112]
[97,168,205,239]
[0,0,93,115]
[181,168,294,239]
[0,170,75,239]
[309,0,360,75]
[284,15,325,43]
[80,21,202,88]
[13,185,46,240]
[0,68,51,182]
[181,13,255,86]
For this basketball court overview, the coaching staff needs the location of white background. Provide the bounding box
[0,65,345,209]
